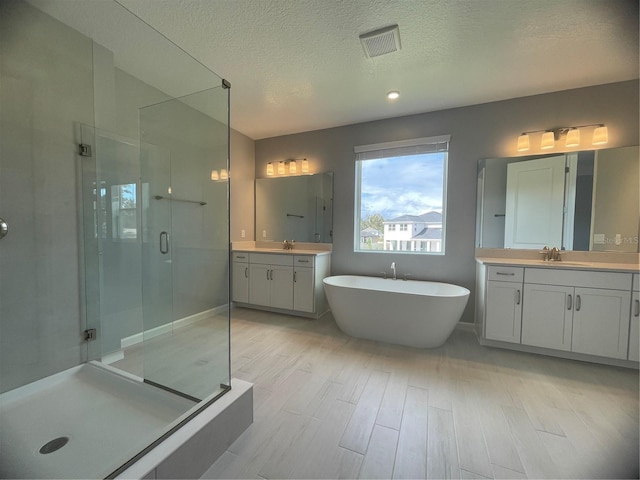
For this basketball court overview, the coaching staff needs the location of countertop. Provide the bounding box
[476,257,640,273]
[233,248,332,256]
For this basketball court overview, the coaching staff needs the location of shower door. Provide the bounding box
[139,86,230,401]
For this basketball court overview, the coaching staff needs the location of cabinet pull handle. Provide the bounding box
[244,267,248,278]
[294,271,297,283]
[159,231,169,254]
[516,289,521,305]
[635,299,639,317]
[496,272,515,276]
[270,269,273,280]
[575,294,581,312]
[298,259,309,263]
[266,269,270,280]
[567,294,572,310]
[237,255,246,259]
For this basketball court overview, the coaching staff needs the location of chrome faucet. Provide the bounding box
[540,246,550,261]
[283,240,295,250]
[391,262,397,280]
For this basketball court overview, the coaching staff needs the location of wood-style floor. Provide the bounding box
[203,307,639,479]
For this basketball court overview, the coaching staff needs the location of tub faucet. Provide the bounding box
[391,262,397,280]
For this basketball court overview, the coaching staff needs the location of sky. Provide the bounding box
[359,152,445,221]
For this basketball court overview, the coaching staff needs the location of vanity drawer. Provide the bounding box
[232,252,249,262]
[249,253,294,266]
[633,274,639,292]
[525,268,632,290]
[488,266,523,283]
[294,255,314,267]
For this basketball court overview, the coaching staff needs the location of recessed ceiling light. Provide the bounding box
[387,91,400,100]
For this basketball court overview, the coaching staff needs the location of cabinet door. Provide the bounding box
[629,292,639,362]
[293,267,314,313]
[232,261,249,303]
[249,264,270,306]
[485,281,522,343]
[572,287,631,359]
[270,265,293,310]
[522,284,573,351]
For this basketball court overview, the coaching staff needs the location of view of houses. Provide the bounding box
[360,211,443,252]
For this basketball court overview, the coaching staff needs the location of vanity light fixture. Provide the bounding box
[516,124,608,152]
[387,90,400,100]
[267,158,310,176]
[220,169,228,180]
[211,170,219,181]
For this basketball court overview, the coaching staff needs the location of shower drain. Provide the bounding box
[39,436,69,454]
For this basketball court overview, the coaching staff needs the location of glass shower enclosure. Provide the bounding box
[0,0,231,477]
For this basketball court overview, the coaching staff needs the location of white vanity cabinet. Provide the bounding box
[521,283,573,351]
[232,250,331,318]
[522,269,632,359]
[484,266,523,343]
[231,252,250,303]
[477,260,638,367]
[293,256,314,312]
[629,274,640,362]
[248,254,294,310]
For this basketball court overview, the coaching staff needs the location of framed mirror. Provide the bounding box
[476,146,639,252]
[255,172,333,243]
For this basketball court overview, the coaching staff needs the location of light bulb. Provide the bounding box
[267,162,274,176]
[301,158,309,173]
[277,161,285,175]
[387,91,400,100]
[565,128,580,147]
[592,125,608,145]
[289,160,297,174]
[220,169,228,180]
[540,131,555,149]
[517,133,530,152]
[211,170,219,181]
[167,186,172,194]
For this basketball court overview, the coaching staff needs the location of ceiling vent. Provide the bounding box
[359,25,401,58]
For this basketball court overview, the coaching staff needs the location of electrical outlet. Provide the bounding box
[262,230,267,238]
[241,229,245,238]
[615,233,622,245]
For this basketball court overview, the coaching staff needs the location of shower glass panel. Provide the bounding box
[139,87,230,400]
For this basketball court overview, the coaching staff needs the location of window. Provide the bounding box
[354,135,448,254]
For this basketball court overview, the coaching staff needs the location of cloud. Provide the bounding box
[359,153,445,219]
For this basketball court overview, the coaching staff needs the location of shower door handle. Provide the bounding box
[159,231,169,254]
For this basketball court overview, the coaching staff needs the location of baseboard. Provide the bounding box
[120,305,229,350]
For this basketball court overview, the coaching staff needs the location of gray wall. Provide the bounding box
[0,0,94,392]
[230,129,255,242]
[255,80,639,323]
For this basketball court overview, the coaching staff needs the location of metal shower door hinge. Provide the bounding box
[79,143,92,157]
[84,329,97,341]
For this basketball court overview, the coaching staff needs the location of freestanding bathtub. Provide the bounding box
[323,275,470,348]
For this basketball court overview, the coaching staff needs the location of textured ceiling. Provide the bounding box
[28,0,640,140]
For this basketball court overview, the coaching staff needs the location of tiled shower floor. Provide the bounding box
[0,362,194,479]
